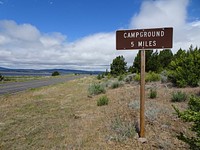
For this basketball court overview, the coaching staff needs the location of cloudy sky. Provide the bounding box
[0,0,200,71]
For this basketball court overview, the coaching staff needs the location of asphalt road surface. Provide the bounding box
[0,75,87,95]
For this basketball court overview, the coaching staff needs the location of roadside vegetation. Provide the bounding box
[0,45,199,149]
[92,45,200,149]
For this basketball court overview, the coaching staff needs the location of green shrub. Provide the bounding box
[149,88,157,99]
[197,90,200,97]
[107,73,112,79]
[0,74,4,81]
[97,74,102,80]
[134,73,140,81]
[118,75,124,81]
[133,72,160,82]
[171,91,187,102]
[173,95,200,149]
[146,72,161,82]
[52,71,60,76]
[188,95,200,112]
[97,95,109,106]
[88,83,106,95]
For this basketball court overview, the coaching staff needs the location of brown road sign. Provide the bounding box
[116,27,173,50]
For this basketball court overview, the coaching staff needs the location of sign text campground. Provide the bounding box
[116,27,173,50]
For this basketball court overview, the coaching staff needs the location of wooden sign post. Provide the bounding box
[116,27,173,137]
[140,50,145,137]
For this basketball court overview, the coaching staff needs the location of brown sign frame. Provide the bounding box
[116,27,173,50]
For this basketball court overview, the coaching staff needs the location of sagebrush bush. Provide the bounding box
[111,116,136,141]
[160,70,169,83]
[110,81,124,89]
[128,100,140,110]
[88,83,106,95]
[145,107,161,122]
[149,88,157,99]
[111,81,120,89]
[124,74,134,83]
[97,95,109,106]
[171,91,187,102]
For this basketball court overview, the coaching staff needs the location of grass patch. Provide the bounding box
[97,95,109,106]
[149,88,157,99]
[3,76,46,83]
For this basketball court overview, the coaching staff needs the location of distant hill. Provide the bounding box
[0,67,103,76]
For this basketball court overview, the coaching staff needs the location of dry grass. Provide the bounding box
[0,76,199,149]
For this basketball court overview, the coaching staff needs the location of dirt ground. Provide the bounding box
[0,76,199,149]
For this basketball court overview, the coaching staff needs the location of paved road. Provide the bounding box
[0,75,87,95]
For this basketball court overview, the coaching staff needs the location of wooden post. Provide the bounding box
[140,50,145,137]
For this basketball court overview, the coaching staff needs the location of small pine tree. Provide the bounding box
[173,95,200,149]
[110,56,127,76]
[159,49,173,69]
[168,46,200,87]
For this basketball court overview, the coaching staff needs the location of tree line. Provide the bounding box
[110,45,200,87]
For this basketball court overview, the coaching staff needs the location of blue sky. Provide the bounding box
[0,0,200,70]
[0,0,141,41]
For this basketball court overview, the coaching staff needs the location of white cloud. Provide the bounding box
[0,20,118,70]
[129,0,200,53]
[0,20,40,41]
[40,33,66,48]
[0,0,200,71]
[0,20,138,70]
[130,0,188,28]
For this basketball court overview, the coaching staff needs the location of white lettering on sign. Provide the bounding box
[124,30,165,39]
[137,40,156,47]
[131,41,134,47]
